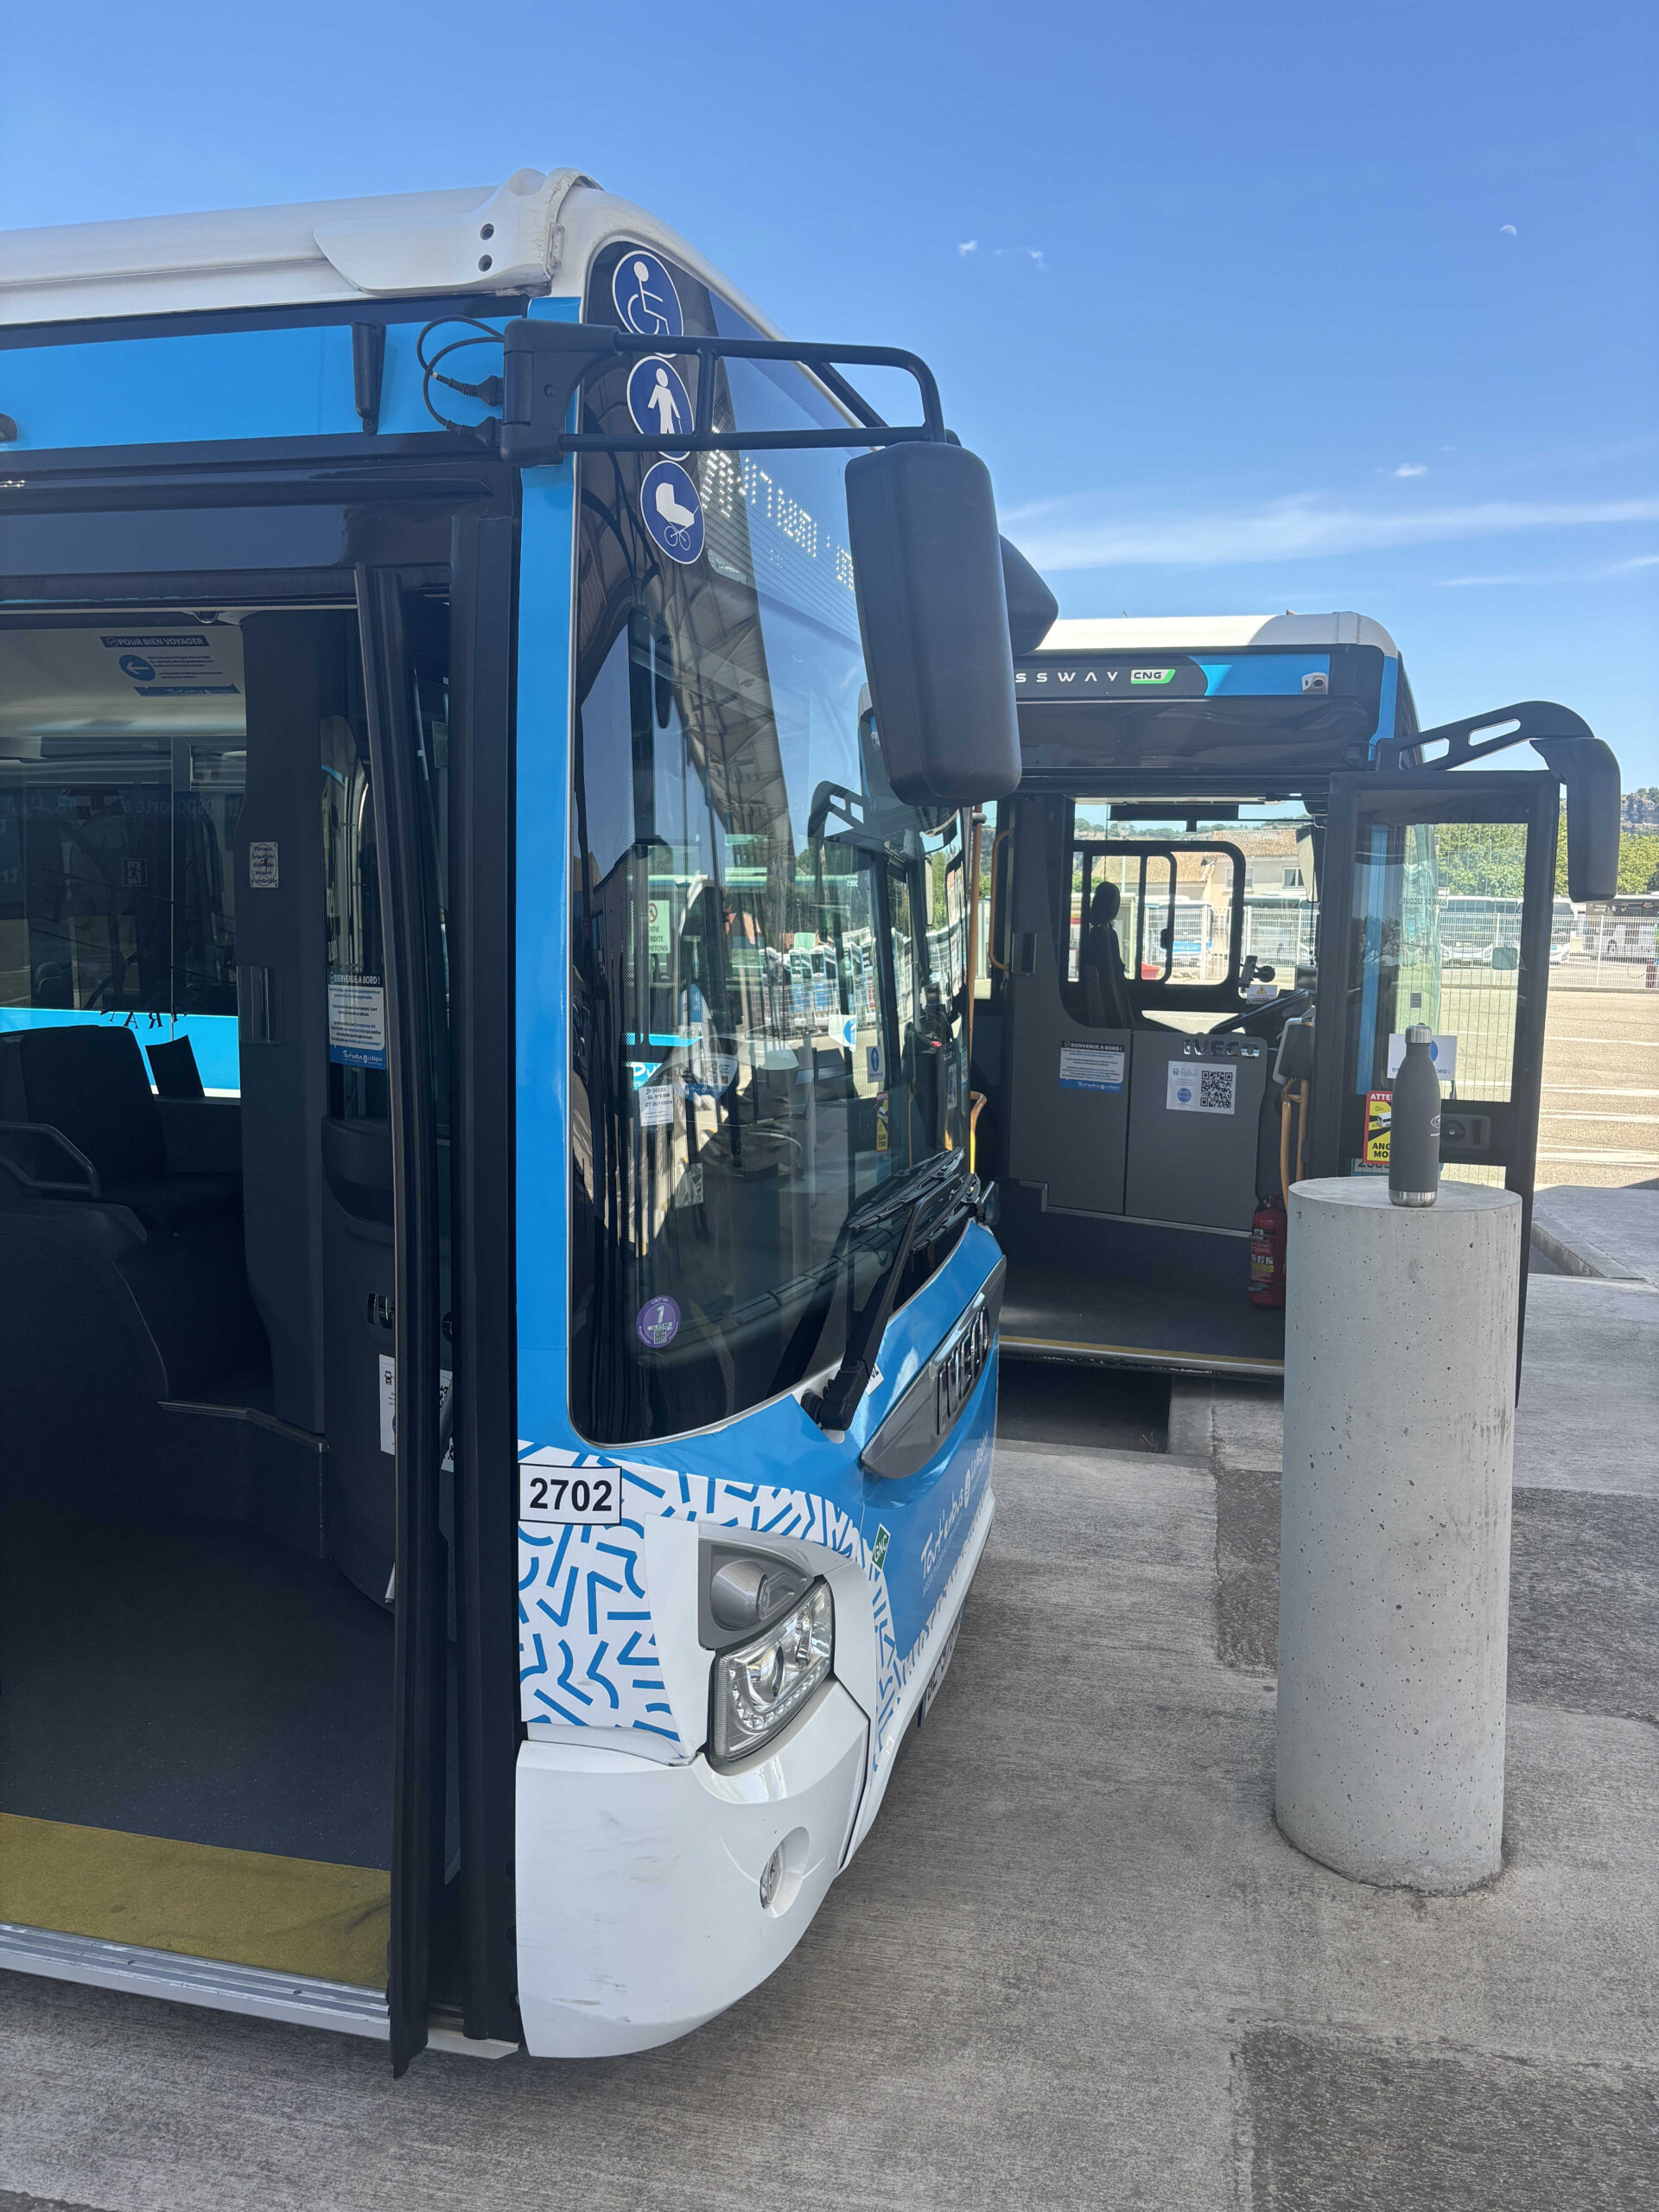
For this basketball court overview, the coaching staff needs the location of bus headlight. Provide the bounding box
[711,1580,834,1764]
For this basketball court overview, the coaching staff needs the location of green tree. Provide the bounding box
[1433,820,1528,898]
[1620,832,1659,895]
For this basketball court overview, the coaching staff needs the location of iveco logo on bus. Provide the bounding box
[935,1298,991,1435]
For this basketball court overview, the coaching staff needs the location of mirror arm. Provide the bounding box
[1373,701,1618,906]
[1374,699,1593,772]
[495,321,948,466]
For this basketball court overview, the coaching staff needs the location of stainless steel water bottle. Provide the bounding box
[1389,1022,1442,1208]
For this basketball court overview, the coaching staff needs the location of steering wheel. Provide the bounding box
[1207,989,1311,1039]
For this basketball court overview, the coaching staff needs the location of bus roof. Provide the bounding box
[0,168,785,338]
[1037,613,1402,658]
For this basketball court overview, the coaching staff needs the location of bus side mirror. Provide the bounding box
[1532,734,1620,904]
[844,442,1022,809]
[1001,536,1058,656]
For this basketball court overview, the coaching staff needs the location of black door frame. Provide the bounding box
[1309,766,1560,1359]
[358,565,448,2075]
[445,513,523,2047]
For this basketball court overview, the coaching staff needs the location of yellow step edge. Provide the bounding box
[0,1812,388,1989]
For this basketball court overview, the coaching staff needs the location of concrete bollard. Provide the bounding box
[1275,1177,1522,1892]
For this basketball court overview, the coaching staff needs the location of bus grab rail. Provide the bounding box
[419,317,948,466]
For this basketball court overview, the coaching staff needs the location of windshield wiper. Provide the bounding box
[804,1155,978,1435]
[844,1148,964,1236]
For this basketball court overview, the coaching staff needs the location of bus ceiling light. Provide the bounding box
[711,1580,834,1764]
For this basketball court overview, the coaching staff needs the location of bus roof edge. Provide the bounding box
[1034,613,1402,657]
[0,172,786,342]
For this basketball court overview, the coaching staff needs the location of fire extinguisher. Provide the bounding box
[1249,1197,1287,1307]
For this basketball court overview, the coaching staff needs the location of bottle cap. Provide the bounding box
[1408,1022,1433,1044]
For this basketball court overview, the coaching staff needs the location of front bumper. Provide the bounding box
[516,1678,869,2057]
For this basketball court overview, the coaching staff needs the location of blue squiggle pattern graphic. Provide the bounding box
[516,1438,992,1771]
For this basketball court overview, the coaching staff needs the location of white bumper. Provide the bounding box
[515,1681,869,2057]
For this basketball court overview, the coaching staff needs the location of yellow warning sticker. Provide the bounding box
[1364,1090,1391,1166]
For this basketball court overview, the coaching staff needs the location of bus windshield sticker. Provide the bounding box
[639,459,704,565]
[627,356,692,460]
[1058,1042,1126,1092]
[1365,1090,1392,1166]
[639,1084,674,1128]
[100,630,241,698]
[248,840,278,888]
[613,248,683,339]
[636,1295,682,1350]
[1387,1031,1457,1083]
[327,971,386,1069]
[1167,1061,1236,1116]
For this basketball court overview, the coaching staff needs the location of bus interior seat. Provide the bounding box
[0,1024,238,1229]
[0,1024,264,1398]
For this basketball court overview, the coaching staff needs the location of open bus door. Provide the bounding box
[1305,765,1564,1357]
[0,472,518,2070]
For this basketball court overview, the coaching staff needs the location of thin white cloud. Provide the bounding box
[1440,551,1659,587]
[1003,492,1659,571]
[993,246,1047,270]
[1395,461,1429,478]
[1436,574,1531,588]
[957,239,978,255]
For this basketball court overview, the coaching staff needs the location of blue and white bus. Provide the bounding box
[0,168,1031,2065]
[978,614,1618,1377]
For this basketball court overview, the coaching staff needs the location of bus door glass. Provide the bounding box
[1308,770,1560,1207]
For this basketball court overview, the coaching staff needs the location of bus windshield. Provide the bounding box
[569,246,969,1444]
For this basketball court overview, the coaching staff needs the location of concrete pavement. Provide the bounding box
[2,1266,1655,2208]
[1536,976,1659,1191]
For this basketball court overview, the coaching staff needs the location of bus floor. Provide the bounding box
[0,1499,393,1988]
[995,1195,1287,1376]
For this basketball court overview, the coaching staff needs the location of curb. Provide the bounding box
[1529,1214,1650,1285]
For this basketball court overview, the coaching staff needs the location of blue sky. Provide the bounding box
[4,0,1656,781]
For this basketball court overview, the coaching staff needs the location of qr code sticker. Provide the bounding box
[1166,1060,1236,1115]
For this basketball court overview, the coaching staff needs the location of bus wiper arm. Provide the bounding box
[806,1156,982,1433]
[844,1150,963,1236]
[805,1192,931,1437]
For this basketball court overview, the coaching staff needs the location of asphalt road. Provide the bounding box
[1537,969,1659,1191]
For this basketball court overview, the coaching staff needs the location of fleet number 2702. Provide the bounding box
[518,1464,623,1526]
